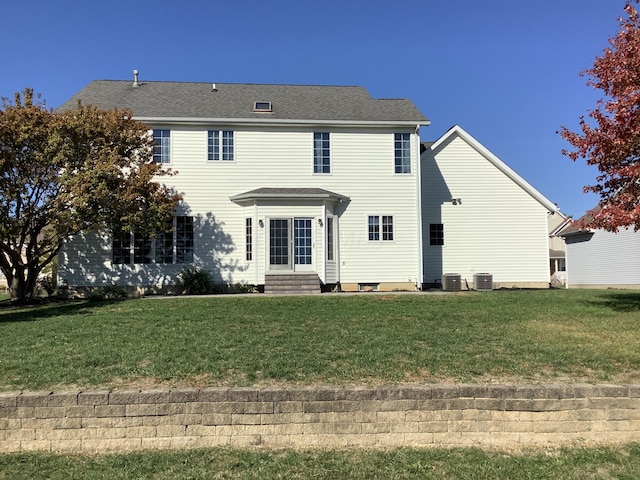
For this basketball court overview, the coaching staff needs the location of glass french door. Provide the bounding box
[269,218,313,271]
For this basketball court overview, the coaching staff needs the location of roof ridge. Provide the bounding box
[92,79,367,89]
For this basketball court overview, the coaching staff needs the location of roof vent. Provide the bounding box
[212,83,217,92]
[253,101,272,112]
[133,70,140,88]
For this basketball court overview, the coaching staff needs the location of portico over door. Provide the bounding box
[268,218,314,272]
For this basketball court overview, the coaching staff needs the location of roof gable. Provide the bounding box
[59,80,429,126]
[424,125,559,213]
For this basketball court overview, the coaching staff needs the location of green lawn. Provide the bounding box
[1,445,640,479]
[2,289,640,391]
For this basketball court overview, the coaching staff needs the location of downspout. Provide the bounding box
[321,202,327,285]
[253,201,259,287]
[415,124,424,291]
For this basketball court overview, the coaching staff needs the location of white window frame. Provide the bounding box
[368,215,394,242]
[111,216,194,265]
[245,217,253,261]
[207,130,235,162]
[326,216,335,261]
[313,132,331,174]
[153,129,171,164]
[394,132,411,174]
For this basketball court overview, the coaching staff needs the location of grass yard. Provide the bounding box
[1,289,640,391]
[1,445,640,479]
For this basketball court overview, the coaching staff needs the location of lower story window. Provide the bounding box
[245,217,253,261]
[368,215,394,242]
[382,216,394,241]
[429,223,444,245]
[326,217,335,261]
[175,216,194,264]
[112,230,131,265]
[112,216,194,265]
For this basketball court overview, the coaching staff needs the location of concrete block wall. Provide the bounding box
[1,384,639,453]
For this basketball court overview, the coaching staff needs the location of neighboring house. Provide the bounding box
[548,212,570,286]
[559,207,640,289]
[420,125,559,289]
[57,77,430,292]
[57,76,560,293]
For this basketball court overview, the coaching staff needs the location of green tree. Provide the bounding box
[0,89,181,303]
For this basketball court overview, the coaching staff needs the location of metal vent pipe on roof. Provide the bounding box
[133,70,140,87]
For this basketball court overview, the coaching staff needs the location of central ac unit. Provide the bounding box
[474,273,493,291]
[441,273,461,292]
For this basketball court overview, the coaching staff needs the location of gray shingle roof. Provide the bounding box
[230,187,349,203]
[59,80,429,124]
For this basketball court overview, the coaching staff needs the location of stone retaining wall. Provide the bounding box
[1,384,640,453]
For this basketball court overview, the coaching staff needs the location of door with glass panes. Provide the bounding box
[268,218,313,271]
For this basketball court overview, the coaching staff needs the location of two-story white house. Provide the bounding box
[57,77,430,293]
[58,75,561,293]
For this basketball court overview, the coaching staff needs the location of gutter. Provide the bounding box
[136,116,431,129]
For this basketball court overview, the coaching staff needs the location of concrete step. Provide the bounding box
[264,273,321,294]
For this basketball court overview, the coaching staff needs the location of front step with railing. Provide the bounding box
[264,273,321,294]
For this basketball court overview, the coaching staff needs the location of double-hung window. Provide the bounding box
[208,130,234,161]
[155,222,174,264]
[175,216,194,263]
[368,215,394,242]
[394,133,411,174]
[112,216,194,264]
[133,233,153,264]
[313,132,330,174]
[112,230,132,264]
[153,129,171,164]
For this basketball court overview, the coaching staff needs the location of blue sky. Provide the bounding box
[1,0,626,217]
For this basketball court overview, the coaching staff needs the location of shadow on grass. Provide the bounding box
[595,292,640,312]
[0,299,126,324]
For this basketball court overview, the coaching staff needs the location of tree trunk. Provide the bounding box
[8,266,38,305]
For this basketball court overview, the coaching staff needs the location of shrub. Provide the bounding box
[177,267,214,295]
[89,284,129,302]
[36,275,56,296]
[233,283,255,294]
[210,282,230,294]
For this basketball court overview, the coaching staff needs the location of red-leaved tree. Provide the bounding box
[560,0,640,231]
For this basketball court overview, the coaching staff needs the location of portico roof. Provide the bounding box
[230,187,350,204]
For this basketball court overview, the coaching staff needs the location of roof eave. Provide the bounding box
[426,125,559,213]
[136,116,429,128]
[229,192,350,203]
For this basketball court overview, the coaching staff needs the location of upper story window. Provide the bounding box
[394,133,411,174]
[313,132,330,174]
[208,130,234,161]
[153,129,171,164]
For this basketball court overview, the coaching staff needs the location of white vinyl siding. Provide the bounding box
[60,126,422,288]
[421,134,550,287]
[565,228,640,287]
